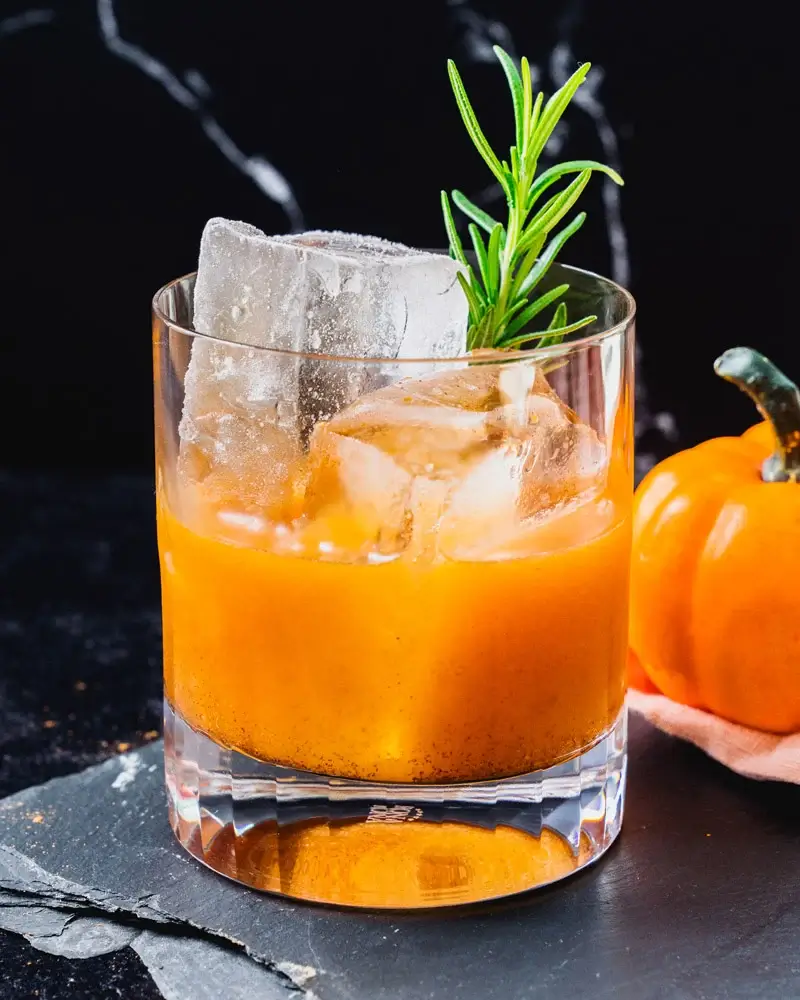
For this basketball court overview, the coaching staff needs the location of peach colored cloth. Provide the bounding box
[627,689,800,784]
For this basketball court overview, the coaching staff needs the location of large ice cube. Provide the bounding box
[293,362,608,561]
[178,341,302,513]
[193,220,467,358]
[178,220,468,509]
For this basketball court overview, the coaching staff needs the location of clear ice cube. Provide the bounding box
[178,341,301,513]
[295,362,608,561]
[178,220,468,509]
[192,219,467,358]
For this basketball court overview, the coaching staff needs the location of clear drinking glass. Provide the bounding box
[153,263,635,908]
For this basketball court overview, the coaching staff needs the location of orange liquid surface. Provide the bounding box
[160,492,630,783]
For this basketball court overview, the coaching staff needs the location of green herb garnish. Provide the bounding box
[441,46,624,352]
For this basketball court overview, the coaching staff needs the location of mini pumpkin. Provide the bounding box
[630,347,800,733]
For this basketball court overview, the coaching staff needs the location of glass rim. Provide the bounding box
[152,261,636,365]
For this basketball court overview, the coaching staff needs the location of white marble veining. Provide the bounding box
[446,0,516,64]
[96,0,196,110]
[0,8,54,38]
[552,0,630,288]
[2,4,305,231]
[183,68,212,100]
[95,0,303,230]
[551,43,629,288]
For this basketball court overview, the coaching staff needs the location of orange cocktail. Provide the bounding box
[154,266,635,908]
[161,490,629,784]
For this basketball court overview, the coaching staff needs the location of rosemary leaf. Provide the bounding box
[527,160,624,211]
[469,224,493,299]
[451,190,500,234]
[447,60,509,194]
[501,284,571,340]
[467,264,488,305]
[498,296,531,329]
[549,302,569,331]
[457,270,482,324]
[517,213,587,299]
[487,223,503,300]
[441,190,468,268]
[493,46,525,154]
[500,312,596,350]
[518,170,592,252]
[521,58,534,142]
[529,90,543,137]
[510,238,547,300]
[528,63,592,167]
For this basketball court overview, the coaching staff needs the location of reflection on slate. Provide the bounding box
[2,715,799,1000]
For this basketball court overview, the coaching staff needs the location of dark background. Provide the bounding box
[1,0,797,474]
[0,5,798,996]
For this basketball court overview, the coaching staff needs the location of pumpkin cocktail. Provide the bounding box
[155,47,636,907]
[161,363,630,784]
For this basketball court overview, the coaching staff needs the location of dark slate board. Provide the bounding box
[1,713,798,1000]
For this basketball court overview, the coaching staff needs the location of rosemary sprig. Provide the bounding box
[441,46,624,352]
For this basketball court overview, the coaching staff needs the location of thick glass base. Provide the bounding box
[165,701,626,909]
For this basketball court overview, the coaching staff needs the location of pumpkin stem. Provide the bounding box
[714,347,800,483]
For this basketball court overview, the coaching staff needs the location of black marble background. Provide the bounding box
[0,3,797,997]
[0,0,796,474]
